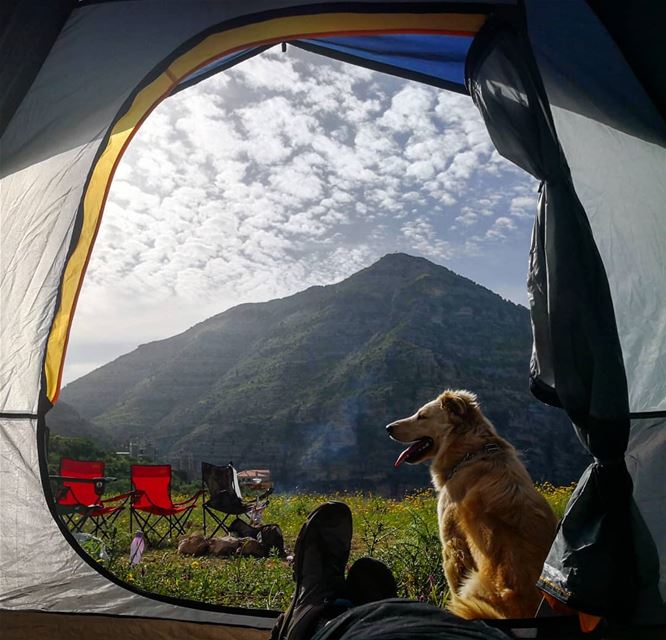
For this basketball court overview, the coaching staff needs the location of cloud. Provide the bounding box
[474,215,518,242]
[401,217,453,261]
[65,46,536,384]
[510,194,537,218]
[455,210,479,226]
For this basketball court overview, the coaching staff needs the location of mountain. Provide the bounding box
[53,253,589,492]
[46,400,111,446]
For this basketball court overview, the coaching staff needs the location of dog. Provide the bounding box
[386,389,558,619]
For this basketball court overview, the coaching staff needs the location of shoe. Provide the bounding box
[271,502,352,640]
[345,557,398,605]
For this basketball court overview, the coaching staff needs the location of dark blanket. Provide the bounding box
[312,599,509,640]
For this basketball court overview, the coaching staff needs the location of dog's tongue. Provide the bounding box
[394,442,423,468]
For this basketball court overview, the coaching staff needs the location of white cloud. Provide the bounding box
[455,210,479,226]
[510,195,536,218]
[401,217,453,261]
[64,47,536,384]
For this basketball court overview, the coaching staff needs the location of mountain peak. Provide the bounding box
[355,252,450,280]
[373,252,437,268]
[56,253,588,488]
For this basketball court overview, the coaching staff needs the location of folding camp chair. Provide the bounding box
[53,457,133,538]
[129,464,202,546]
[202,462,273,538]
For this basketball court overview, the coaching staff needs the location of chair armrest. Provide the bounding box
[131,489,177,510]
[101,490,138,505]
[53,484,73,503]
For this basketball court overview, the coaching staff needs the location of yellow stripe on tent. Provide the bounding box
[44,11,486,402]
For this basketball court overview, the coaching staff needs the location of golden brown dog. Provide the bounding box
[387,389,558,619]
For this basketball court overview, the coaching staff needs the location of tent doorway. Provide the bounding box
[50,45,586,612]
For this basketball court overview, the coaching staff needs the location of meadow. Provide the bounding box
[80,484,574,611]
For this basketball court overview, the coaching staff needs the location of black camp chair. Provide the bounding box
[201,462,273,538]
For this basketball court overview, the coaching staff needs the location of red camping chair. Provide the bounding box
[53,458,133,537]
[129,464,202,546]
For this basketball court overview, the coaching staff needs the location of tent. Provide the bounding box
[1,0,664,637]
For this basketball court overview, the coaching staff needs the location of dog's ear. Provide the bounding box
[439,390,478,419]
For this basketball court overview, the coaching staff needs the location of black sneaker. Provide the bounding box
[271,502,352,640]
[345,557,398,606]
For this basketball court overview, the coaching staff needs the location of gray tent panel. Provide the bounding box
[467,3,665,623]
[523,0,666,416]
[626,416,666,619]
[522,0,666,623]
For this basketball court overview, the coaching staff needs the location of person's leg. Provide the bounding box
[271,502,352,640]
[345,557,398,606]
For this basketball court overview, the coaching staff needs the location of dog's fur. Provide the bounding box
[387,389,558,619]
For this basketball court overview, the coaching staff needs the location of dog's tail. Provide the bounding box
[447,595,505,620]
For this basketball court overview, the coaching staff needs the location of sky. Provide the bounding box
[63,46,537,385]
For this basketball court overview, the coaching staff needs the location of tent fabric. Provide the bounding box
[295,33,475,93]
[626,416,666,621]
[176,32,477,97]
[0,0,76,138]
[0,610,271,640]
[522,0,666,623]
[0,0,664,633]
[523,0,666,416]
[173,46,272,95]
[586,0,665,119]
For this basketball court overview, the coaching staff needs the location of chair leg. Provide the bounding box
[132,510,173,547]
[89,513,120,539]
[171,508,195,537]
[68,509,93,534]
[203,507,231,538]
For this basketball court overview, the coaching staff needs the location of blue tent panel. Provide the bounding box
[174,34,474,97]
[296,34,474,93]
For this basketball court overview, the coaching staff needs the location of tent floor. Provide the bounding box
[0,610,271,640]
[3,609,664,639]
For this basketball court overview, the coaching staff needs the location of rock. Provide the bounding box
[236,538,265,557]
[208,536,243,556]
[177,534,209,556]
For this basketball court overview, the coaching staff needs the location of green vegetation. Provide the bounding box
[47,435,197,492]
[75,485,574,611]
[48,435,138,492]
[54,253,590,490]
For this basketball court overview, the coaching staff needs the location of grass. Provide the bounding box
[80,484,575,611]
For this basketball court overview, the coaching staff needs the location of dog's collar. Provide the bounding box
[445,442,502,481]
